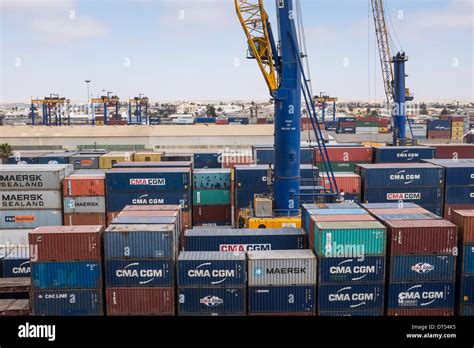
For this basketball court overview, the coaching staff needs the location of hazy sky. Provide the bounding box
[1,0,472,103]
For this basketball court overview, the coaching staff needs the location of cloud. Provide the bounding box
[31,17,107,43]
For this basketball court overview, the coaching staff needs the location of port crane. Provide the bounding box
[371,0,414,145]
[31,94,70,126]
[235,0,340,221]
[91,94,120,125]
[128,95,149,125]
[315,93,338,123]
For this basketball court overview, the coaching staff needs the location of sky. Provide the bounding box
[0,0,472,103]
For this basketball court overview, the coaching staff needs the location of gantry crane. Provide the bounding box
[128,95,149,125]
[315,93,338,123]
[235,0,339,221]
[91,94,120,125]
[371,0,414,145]
[31,94,70,126]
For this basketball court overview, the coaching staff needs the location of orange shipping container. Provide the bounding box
[63,175,105,197]
[320,173,361,194]
[63,213,106,227]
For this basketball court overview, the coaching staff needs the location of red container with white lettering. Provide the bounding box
[314,147,373,163]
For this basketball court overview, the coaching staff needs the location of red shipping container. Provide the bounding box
[444,204,474,221]
[452,210,474,243]
[432,144,474,159]
[367,208,435,216]
[314,147,372,163]
[106,288,174,316]
[320,173,361,194]
[63,175,105,197]
[63,213,106,227]
[216,119,229,125]
[338,121,356,127]
[427,131,451,140]
[193,205,231,224]
[387,309,454,316]
[29,226,102,261]
[123,204,182,212]
[257,118,267,124]
[386,220,457,254]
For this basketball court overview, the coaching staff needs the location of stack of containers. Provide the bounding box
[422,159,474,220]
[410,124,428,139]
[7,151,50,164]
[319,173,361,203]
[63,174,106,228]
[253,146,313,165]
[38,152,77,165]
[430,144,474,160]
[336,117,356,134]
[104,222,176,316]
[105,168,192,226]
[380,219,458,316]
[247,250,317,316]
[193,153,221,169]
[357,163,445,216]
[99,152,135,169]
[221,151,253,169]
[427,120,451,140]
[29,226,103,316]
[378,118,390,133]
[315,147,372,173]
[450,116,465,141]
[177,251,246,316]
[355,118,379,134]
[373,146,435,164]
[69,154,102,170]
[452,210,474,316]
[193,169,232,226]
[0,165,72,230]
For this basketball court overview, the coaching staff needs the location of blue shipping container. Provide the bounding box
[1,257,30,278]
[319,310,383,316]
[390,255,456,282]
[31,262,101,290]
[38,153,76,165]
[236,188,270,209]
[178,287,245,316]
[105,259,173,287]
[463,244,474,274]
[106,169,191,192]
[193,153,221,169]
[461,305,474,316]
[460,275,474,305]
[363,186,443,206]
[184,228,306,252]
[387,282,455,309]
[178,252,246,287]
[195,117,216,124]
[318,283,384,311]
[374,147,435,163]
[422,160,474,186]
[318,256,385,284]
[106,191,190,212]
[427,119,451,131]
[104,229,173,259]
[254,147,313,165]
[248,286,316,314]
[445,186,474,204]
[358,164,444,188]
[32,290,102,316]
[341,193,361,204]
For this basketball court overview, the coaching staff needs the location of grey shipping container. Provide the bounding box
[247,250,317,286]
[63,196,106,214]
[0,165,73,190]
[0,210,62,229]
[70,155,101,169]
[0,191,62,210]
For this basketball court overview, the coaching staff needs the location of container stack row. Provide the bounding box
[314,146,373,173]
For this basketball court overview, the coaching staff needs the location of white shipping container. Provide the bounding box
[63,196,106,214]
[247,250,317,286]
[356,127,379,134]
[0,229,32,258]
[0,190,62,210]
[0,210,62,229]
[0,165,73,190]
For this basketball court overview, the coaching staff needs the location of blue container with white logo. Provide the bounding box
[341,193,361,203]
[387,282,455,309]
[318,256,385,284]
[184,228,306,252]
[178,287,245,316]
[32,289,103,316]
[193,153,221,169]
[460,275,474,305]
[462,244,474,274]
[318,283,384,311]
[445,186,474,204]
[389,255,456,282]
[422,160,474,186]
[106,191,190,212]
[178,252,246,287]
[235,165,271,189]
[358,164,444,188]
[319,310,383,316]
[1,257,30,278]
[374,147,435,163]
[105,259,173,287]
[248,285,316,314]
[362,186,443,206]
[106,168,191,192]
[195,117,216,124]
[31,262,101,290]
[427,119,451,131]
[38,152,76,165]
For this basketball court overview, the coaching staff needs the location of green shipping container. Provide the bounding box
[193,189,231,206]
[193,169,232,190]
[356,121,378,127]
[314,221,386,257]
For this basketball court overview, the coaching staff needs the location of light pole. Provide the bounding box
[85,80,91,119]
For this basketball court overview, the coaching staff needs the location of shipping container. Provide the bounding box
[460,305,474,316]
[460,275,474,305]
[313,221,387,257]
[99,152,135,169]
[31,261,101,290]
[32,289,103,316]
[374,146,435,163]
[341,193,362,204]
[106,191,190,212]
[63,175,105,197]
[462,244,474,274]
[304,203,362,210]
[133,152,163,162]
[193,189,230,206]
[192,205,231,226]
[113,161,192,169]
[366,207,433,216]
[445,205,474,221]
[7,151,50,164]
[385,220,457,254]
[178,287,245,316]
[247,217,301,229]
[39,152,77,165]
[29,226,102,261]
[387,282,455,309]
[387,309,454,316]
[318,256,385,284]
[0,165,73,190]
[248,285,315,315]
[319,310,383,316]
[106,288,174,316]
[247,250,316,286]
[0,229,32,258]
[375,213,442,222]
[445,186,474,205]
[184,228,306,252]
[177,251,246,287]
[311,215,376,223]
[193,153,221,169]
[106,168,191,192]
[123,204,182,212]
[389,255,456,282]
[320,173,361,194]
[357,163,444,188]
[0,257,30,278]
[427,120,452,131]
[318,283,384,311]
[104,224,175,259]
[70,155,101,170]
[310,209,368,216]
[63,213,106,227]
[193,169,231,190]
[105,259,173,287]
[362,186,443,206]
[110,215,177,227]
[361,203,420,209]
[0,210,62,229]
[63,196,105,214]
[430,144,474,159]
[314,147,372,163]
[0,191,62,210]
